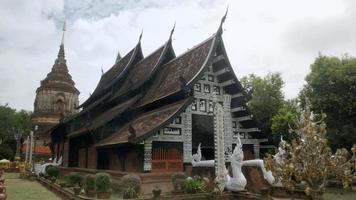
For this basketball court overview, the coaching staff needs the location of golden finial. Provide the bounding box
[61,21,66,45]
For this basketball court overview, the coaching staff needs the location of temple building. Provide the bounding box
[50,17,271,173]
[31,26,80,159]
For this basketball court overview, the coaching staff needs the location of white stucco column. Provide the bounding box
[214,96,226,191]
[143,140,152,171]
[223,94,232,162]
[182,107,192,163]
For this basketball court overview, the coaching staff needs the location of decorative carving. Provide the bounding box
[214,94,226,192]
[144,140,152,171]
[226,134,247,191]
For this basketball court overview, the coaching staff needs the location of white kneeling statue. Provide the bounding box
[226,134,247,191]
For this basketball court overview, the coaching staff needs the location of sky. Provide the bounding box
[1,0,355,111]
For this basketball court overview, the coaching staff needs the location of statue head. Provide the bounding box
[232,133,243,162]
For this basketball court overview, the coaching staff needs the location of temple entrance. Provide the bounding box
[151,142,183,172]
[192,114,215,160]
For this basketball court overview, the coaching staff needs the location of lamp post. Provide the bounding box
[13,129,22,158]
[32,125,38,172]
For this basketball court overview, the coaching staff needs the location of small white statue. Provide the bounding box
[226,134,247,191]
[271,136,287,186]
[191,143,215,167]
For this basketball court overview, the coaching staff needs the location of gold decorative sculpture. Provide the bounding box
[265,100,356,200]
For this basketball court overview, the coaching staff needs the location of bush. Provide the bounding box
[95,173,111,193]
[84,174,96,191]
[171,173,187,190]
[123,186,138,199]
[184,176,205,194]
[121,174,142,193]
[46,166,60,178]
[66,172,83,187]
[0,144,14,160]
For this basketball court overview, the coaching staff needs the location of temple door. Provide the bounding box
[151,142,183,172]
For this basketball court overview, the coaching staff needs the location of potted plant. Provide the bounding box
[123,186,137,199]
[46,166,60,183]
[84,174,96,198]
[95,173,111,199]
[67,172,83,195]
[171,173,187,193]
[121,174,142,198]
[184,176,206,194]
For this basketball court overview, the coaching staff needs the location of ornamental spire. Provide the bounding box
[217,6,229,35]
[60,21,66,46]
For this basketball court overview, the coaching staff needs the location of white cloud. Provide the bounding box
[0,0,354,110]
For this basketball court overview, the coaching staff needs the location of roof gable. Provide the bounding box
[80,44,143,108]
[138,35,217,106]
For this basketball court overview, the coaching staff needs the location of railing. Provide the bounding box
[151,148,183,172]
[151,160,183,172]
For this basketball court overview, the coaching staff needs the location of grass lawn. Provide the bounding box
[5,173,60,200]
[323,188,356,200]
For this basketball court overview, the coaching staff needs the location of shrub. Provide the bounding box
[66,172,83,187]
[123,186,138,199]
[84,174,96,191]
[184,176,205,194]
[121,174,142,193]
[46,165,60,178]
[95,173,111,193]
[171,173,187,190]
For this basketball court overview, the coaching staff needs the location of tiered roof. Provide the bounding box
[51,14,269,146]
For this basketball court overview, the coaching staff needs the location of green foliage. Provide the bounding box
[121,174,141,193]
[271,99,299,145]
[300,55,356,150]
[46,166,60,178]
[183,176,205,194]
[241,73,285,135]
[122,186,137,199]
[95,173,111,193]
[0,144,14,159]
[0,104,32,142]
[84,174,96,191]
[66,172,83,187]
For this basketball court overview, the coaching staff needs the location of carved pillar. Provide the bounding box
[223,94,232,162]
[253,143,260,159]
[214,98,226,191]
[182,108,192,163]
[144,140,152,171]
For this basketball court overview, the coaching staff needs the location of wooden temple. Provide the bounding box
[50,17,271,173]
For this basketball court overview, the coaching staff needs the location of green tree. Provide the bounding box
[271,99,299,145]
[0,104,32,159]
[300,55,356,150]
[241,73,285,136]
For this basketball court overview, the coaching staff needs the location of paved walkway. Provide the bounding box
[5,173,60,200]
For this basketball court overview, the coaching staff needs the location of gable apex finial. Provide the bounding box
[138,29,143,43]
[217,5,229,35]
[169,21,176,40]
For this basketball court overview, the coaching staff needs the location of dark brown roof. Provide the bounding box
[67,96,139,138]
[110,45,166,99]
[81,46,139,107]
[138,35,216,106]
[96,98,191,148]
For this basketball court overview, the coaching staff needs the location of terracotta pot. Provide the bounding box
[0,185,6,193]
[0,193,6,200]
[97,192,111,199]
[85,189,96,198]
[73,186,81,195]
